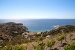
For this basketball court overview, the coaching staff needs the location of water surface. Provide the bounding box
[0,19,75,32]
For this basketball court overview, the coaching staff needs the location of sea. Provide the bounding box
[0,19,75,32]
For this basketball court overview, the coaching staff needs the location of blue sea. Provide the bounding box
[0,19,75,32]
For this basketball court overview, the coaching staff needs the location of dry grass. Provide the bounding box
[21,32,75,50]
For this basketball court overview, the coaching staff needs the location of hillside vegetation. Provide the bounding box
[0,22,75,50]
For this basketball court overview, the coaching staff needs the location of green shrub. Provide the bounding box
[33,44,45,50]
[3,45,13,50]
[46,39,55,49]
[3,45,26,50]
[33,45,42,50]
[70,34,73,40]
[64,42,75,50]
[38,36,44,41]
[33,42,45,50]
[14,45,26,50]
[57,35,65,44]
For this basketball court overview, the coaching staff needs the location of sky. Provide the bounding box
[0,0,75,19]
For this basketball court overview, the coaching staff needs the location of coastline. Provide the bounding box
[0,19,75,32]
[0,22,75,50]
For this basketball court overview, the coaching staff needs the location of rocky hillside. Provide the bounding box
[0,22,28,34]
[0,22,75,50]
[42,25,75,37]
[0,22,28,43]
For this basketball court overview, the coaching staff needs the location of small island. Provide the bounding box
[0,22,75,50]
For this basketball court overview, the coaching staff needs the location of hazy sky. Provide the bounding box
[0,0,75,19]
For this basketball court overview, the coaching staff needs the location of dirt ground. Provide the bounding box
[21,32,75,50]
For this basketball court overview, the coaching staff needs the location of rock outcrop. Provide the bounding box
[0,22,28,42]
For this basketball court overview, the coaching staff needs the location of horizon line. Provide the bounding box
[0,18,75,20]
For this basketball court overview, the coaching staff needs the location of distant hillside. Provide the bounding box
[42,25,75,37]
